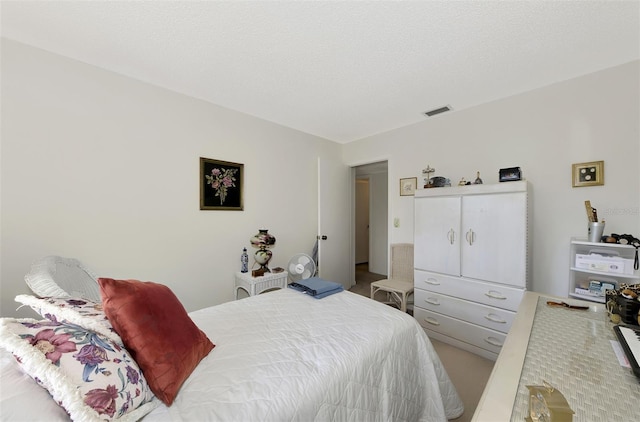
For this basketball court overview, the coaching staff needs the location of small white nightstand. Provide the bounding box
[234,271,288,299]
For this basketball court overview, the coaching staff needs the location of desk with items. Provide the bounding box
[473,292,640,422]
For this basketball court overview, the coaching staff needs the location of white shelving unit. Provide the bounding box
[568,237,639,303]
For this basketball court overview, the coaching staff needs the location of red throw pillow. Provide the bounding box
[98,278,214,405]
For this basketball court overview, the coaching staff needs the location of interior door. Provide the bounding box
[318,156,351,288]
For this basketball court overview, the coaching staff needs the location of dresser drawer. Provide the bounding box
[414,307,507,355]
[414,270,524,311]
[414,289,515,333]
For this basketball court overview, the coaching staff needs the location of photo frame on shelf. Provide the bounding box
[400,177,417,196]
[572,160,604,188]
[200,157,244,210]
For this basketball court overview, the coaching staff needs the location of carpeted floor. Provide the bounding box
[350,264,494,422]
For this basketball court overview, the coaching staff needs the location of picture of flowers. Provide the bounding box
[200,157,244,210]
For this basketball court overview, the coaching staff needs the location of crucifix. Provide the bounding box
[422,165,435,188]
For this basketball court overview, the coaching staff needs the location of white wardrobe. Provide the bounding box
[413,181,530,360]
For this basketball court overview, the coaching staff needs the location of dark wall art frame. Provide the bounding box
[200,157,244,210]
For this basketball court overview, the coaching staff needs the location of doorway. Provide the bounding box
[355,178,370,265]
[353,161,388,285]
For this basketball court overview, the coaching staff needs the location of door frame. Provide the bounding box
[349,159,389,284]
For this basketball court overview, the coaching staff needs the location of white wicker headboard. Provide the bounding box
[24,256,101,302]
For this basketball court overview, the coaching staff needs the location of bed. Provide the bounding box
[1,284,463,421]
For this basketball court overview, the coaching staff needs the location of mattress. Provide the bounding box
[0,289,463,421]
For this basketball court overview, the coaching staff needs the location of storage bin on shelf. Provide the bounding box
[575,252,634,275]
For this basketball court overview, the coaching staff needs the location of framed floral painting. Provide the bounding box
[200,157,244,210]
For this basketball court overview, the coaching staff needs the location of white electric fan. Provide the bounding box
[287,253,317,283]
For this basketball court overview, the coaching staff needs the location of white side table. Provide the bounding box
[234,271,288,299]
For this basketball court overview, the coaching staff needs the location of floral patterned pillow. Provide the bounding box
[15,294,123,346]
[0,318,158,422]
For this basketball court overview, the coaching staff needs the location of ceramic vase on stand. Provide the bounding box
[250,229,276,272]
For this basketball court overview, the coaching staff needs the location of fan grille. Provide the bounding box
[287,253,316,283]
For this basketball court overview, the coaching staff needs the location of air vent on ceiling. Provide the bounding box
[423,105,452,117]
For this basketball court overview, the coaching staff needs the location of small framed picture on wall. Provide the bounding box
[400,177,417,196]
[572,160,604,188]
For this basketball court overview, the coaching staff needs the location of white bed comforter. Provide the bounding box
[0,289,463,421]
[144,289,463,421]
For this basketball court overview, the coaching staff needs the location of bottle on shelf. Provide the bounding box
[241,247,249,273]
[474,171,483,184]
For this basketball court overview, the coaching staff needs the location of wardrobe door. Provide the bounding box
[414,195,461,276]
[461,192,527,287]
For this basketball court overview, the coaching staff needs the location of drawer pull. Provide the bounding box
[485,313,506,323]
[425,297,440,305]
[485,290,507,300]
[484,337,503,347]
[424,317,441,326]
[424,278,440,285]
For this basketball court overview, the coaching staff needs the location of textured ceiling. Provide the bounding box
[2,1,639,143]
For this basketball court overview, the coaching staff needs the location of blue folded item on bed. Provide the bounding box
[310,286,344,299]
[288,277,344,298]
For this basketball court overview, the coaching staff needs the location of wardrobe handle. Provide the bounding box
[485,290,507,300]
[424,278,440,285]
[485,313,506,323]
[484,337,503,347]
[425,297,440,305]
[447,229,456,245]
[424,317,440,326]
[466,229,475,245]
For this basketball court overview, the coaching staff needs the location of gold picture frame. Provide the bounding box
[572,160,604,188]
[400,177,417,196]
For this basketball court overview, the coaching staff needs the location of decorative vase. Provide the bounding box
[254,249,273,266]
[241,248,249,273]
[250,229,276,249]
[250,229,276,272]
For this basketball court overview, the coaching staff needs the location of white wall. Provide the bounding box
[1,39,342,317]
[343,61,640,297]
[2,39,638,317]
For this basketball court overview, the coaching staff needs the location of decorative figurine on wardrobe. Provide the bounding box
[422,165,435,188]
[474,171,483,184]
